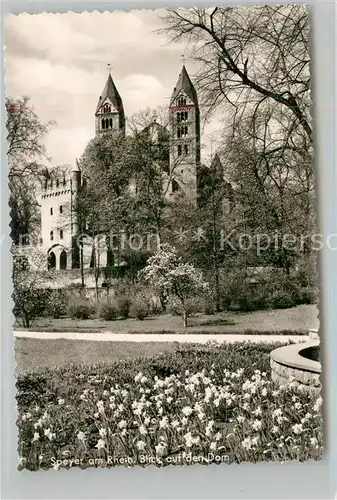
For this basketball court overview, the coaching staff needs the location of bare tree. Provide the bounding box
[158,5,311,142]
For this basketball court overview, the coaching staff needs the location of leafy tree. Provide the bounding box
[140,244,209,327]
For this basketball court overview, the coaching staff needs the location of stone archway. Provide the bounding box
[48,251,56,270]
[60,250,67,270]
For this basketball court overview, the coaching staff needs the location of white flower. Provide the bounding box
[166,396,173,404]
[310,437,318,446]
[181,417,188,426]
[251,436,259,446]
[159,416,169,429]
[121,389,128,398]
[171,420,180,428]
[184,432,196,447]
[77,431,86,443]
[292,423,303,435]
[96,401,105,414]
[251,420,262,431]
[95,439,105,449]
[139,424,147,435]
[198,412,205,421]
[294,402,302,410]
[155,442,167,457]
[31,432,40,443]
[253,406,262,417]
[121,429,127,437]
[99,428,107,439]
[210,442,217,451]
[313,397,322,413]
[118,404,124,412]
[272,408,282,419]
[182,406,193,416]
[44,428,56,441]
[271,426,279,434]
[237,416,245,423]
[58,398,65,405]
[134,372,143,382]
[261,388,268,397]
[214,432,222,441]
[136,440,146,451]
[241,437,252,450]
[118,420,127,430]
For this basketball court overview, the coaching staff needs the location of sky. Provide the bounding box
[5,10,221,169]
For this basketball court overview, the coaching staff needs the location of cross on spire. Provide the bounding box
[181,54,186,65]
[107,63,113,75]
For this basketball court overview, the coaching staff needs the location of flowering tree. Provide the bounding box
[12,246,55,327]
[140,244,209,327]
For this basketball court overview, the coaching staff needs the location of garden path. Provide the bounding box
[14,330,309,344]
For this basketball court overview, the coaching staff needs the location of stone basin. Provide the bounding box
[270,340,321,395]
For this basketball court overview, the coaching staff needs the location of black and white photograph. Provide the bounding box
[5,5,322,471]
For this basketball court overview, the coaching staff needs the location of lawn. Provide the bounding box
[14,304,318,334]
[15,338,178,375]
[16,342,323,470]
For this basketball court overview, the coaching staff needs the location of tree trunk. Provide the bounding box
[183,309,188,328]
[80,243,85,293]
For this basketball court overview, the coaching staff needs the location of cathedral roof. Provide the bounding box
[96,74,124,114]
[171,65,198,104]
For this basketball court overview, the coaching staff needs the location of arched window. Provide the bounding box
[184,144,189,155]
[105,118,109,129]
[102,119,105,129]
[177,144,182,156]
[184,111,188,121]
[44,180,48,190]
[60,250,67,270]
[48,251,56,270]
[56,179,59,188]
[50,180,53,189]
[177,127,181,138]
[109,118,113,128]
[177,96,186,107]
[50,207,53,215]
[60,229,63,239]
[177,112,181,123]
[50,230,54,241]
[63,178,66,186]
[60,205,63,214]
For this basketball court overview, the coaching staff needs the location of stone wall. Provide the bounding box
[270,342,321,396]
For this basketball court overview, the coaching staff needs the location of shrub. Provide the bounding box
[204,300,215,315]
[115,295,131,319]
[67,298,96,320]
[296,287,317,305]
[270,290,296,309]
[130,299,148,320]
[98,300,117,321]
[45,290,68,319]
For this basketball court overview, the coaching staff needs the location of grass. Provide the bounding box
[16,342,323,470]
[14,304,317,335]
[15,338,179,375]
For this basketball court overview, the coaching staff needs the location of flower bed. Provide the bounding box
[17,342,323,470]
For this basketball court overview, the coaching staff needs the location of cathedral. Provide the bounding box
[38,66,231,272]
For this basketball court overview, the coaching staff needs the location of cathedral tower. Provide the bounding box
[95,73,125,137]
[168,65,200,200]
